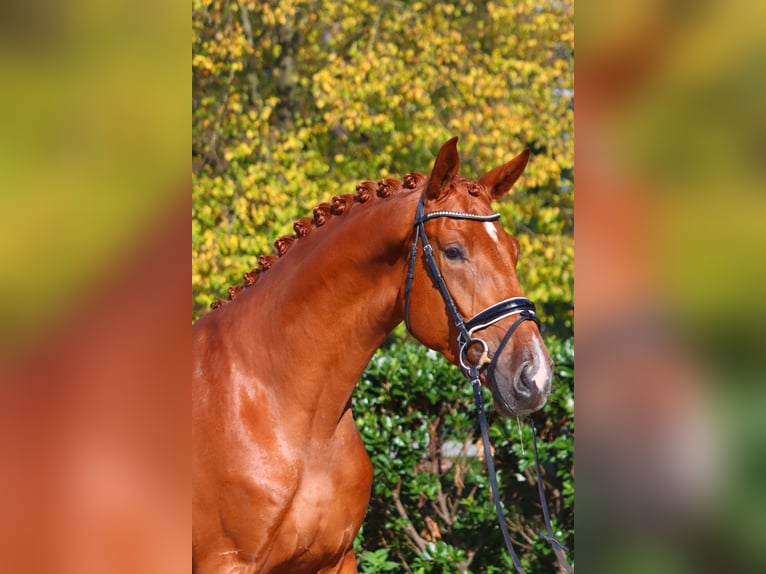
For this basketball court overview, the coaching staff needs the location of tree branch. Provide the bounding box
[392,480,427,553]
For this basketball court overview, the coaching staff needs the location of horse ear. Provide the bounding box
[478,149,530,200]
[426,137,460,201]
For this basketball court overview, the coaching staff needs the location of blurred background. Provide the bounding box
[576,0,766,571]
[0,0,189,572]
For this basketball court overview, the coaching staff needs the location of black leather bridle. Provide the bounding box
[403,195,573,573]
[404,195,541,380]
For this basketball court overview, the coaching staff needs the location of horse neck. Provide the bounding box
[230,189,419,431]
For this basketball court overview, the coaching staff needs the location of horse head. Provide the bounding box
[405,137,553,417]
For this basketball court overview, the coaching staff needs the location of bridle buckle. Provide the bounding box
[458,337,490,374]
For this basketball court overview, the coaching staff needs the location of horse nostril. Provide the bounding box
[513,363,536,398]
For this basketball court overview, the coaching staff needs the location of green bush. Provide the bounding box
[353,336,574,572]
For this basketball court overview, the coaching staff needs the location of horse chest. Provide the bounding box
[234,415,373,572]
[273,426,372,557]
[274,466,362,557]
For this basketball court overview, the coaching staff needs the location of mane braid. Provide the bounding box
[209,173,422,310]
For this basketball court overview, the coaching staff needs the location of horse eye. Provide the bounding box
[444,246,464,260]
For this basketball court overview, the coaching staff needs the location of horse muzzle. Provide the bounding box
[488,357,553,417]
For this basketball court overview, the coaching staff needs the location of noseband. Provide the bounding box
[403,195,573,574]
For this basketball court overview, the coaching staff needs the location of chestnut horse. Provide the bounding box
[192,138,553,573]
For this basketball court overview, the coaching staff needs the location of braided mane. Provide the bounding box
[210,172,428,310]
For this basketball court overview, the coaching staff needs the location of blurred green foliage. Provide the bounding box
[192,0,573,334]
[353,337,574,572]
